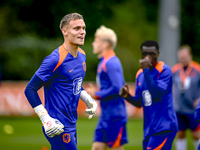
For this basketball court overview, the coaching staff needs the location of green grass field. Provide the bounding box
[0,117,195,150]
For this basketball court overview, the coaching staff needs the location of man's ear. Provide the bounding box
[157,51,160,57]
[62,28,68,36]
[104,41,111,49]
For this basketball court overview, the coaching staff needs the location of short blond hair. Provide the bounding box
[60,13,83,30]
[95,25,117,50]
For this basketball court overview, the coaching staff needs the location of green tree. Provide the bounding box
[0,0,200,81]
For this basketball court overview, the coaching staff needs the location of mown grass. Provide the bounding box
[0,117,194,150]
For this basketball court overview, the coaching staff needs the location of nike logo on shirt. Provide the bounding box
[69,69,74,73]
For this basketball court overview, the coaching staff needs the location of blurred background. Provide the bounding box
[0,0,200,149]
[1,0,200,81]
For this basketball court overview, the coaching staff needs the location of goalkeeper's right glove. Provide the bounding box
[34,104,64,138]
[80,90,98,119]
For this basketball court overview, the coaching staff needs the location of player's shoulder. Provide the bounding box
[135,68,143,78]
[190,61,200,74]
[43,46,60,64]
[103,50,116,61]
[36,46,60,76]
[101,56,121,73]
[155,61,171,73]
[78,47,86,55]
[106,55,120,64]
[155,61,165,73]
[171,63,182,74]
[103,51,117,64]
[155,61,173,78]
[191,61,200,66]
[106,56,122,71]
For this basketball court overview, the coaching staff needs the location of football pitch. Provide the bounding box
[0,117,194,150]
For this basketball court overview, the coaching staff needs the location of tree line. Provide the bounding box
[0,0,199,81]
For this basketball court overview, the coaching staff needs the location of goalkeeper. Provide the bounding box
[24,13,97,150]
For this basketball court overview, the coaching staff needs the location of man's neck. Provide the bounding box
[183,64,189,71]
[149,60,158,70]
[63,42,79,57]
[97,48,111,59]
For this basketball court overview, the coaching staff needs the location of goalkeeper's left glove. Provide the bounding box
[80,90,98,119]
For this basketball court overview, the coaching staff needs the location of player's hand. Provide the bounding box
[119,84,129,98]
[42,116,64,137]
[80,90,98,119]
[33,104,64,138]
[139,56,152,69]
[85,99,98,119]
[85,83,96,98]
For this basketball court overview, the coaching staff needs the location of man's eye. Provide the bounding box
[149,52,156,56]
[142,52,155,56]
[142,52,147,56]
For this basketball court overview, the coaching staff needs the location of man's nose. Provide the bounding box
[144,55,150,60]
[80,28,86,34]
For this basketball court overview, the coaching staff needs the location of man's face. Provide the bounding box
[141,46,159,66]
[92,36,107,56]
[178,49,191,67]
[63,19,86,46]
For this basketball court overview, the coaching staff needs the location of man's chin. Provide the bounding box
[152,60,157,66]
[76,43,84,46]
[78,40,85,45]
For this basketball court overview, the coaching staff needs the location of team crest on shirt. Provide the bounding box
[142,90,152,106]
[73,77,83,95]
[63,133,71,143]
[82,62,86,71]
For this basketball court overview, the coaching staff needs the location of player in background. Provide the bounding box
[119,40,178,150]
[86,25,128,150]
[24,13,97,150]
[172,45,200,150]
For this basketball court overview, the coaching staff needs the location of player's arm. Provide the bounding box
[95,61,122,99]
[24,74,64,138]
[143,68,171,100]
[80,89,97,119]
[119,84,142,108]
